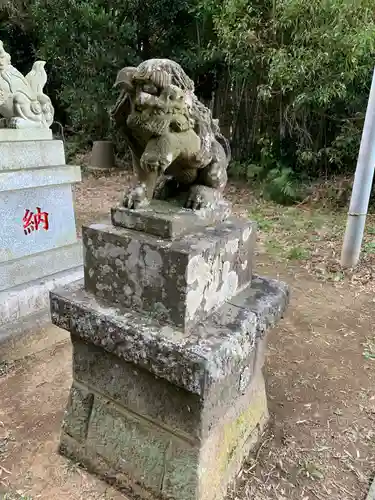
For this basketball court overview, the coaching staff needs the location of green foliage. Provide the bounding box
[287,246,310,260]
[363,241,375,254]
[206,0,375,176]
[26,0,203,143]
[1,0,375,198]
[230,137,304,204]
[28,0,140,141]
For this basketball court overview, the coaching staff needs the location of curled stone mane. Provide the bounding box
[135,59,195,92]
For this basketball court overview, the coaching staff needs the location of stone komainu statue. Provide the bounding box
[0,40,54,130]
[111,59,231,210]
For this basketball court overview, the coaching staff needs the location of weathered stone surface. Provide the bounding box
[59,371,268,500]
[71,340,202,439]
[56,264,289,499]
[62,384,93,442]
[111,199,232,239]
[160,376,268,500]
[51,276,290,397]
[194,374,268,500]
[86,395,169,491]
[162,441,199,499]
[70,337,265,441]
[111,59,230,211]
[83,218,256,330]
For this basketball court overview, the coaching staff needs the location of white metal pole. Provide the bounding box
[340,67,375,268]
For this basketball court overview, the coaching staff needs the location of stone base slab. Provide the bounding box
[0,139,65,171]
[0,128,52,142]
[111,199,232,239]
[0,164,81,192]
[0,242,82,291]
[51,276,289,399]
[60,373,268,500]
[0,265,83,330]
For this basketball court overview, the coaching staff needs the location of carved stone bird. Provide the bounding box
[26,61,47,95]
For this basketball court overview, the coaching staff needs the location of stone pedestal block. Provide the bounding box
[53,200,290,500]
[111,199,232,239]
[0,139,83,336]
[83,216,256,332]
[52,276,289,500]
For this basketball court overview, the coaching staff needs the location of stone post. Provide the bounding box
[0,137,83,340]
[51,201,289,500]
[0,42,83,344]
[87,140,116,173]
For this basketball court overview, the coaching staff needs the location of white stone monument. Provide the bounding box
[0,41,83,342]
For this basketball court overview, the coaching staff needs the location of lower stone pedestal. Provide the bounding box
[60,374,267,500]
[51,276,289,500]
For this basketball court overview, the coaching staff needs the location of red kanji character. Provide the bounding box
[34,207,49,231]
[23,209,35,235]
[22,207,49,235]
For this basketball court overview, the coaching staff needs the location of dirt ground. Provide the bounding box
[1,171,375,500]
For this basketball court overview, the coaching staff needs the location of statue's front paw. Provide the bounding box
[122,184,149,209]
[185,185,223,210]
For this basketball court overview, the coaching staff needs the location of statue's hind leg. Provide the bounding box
[197,139,228,191]
[198,159,228,191]
[185,142,228,210]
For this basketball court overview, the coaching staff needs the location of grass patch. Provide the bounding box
[265,238,284,256]
[247,199,375,284]
[287,246,311,261]
[363,337,375,360]
[248,202,344,267]
[363,241,375,254]
[247,195,375,285]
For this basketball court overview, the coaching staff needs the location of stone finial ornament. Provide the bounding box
[111,58,231,210]
[0,41,54,130]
